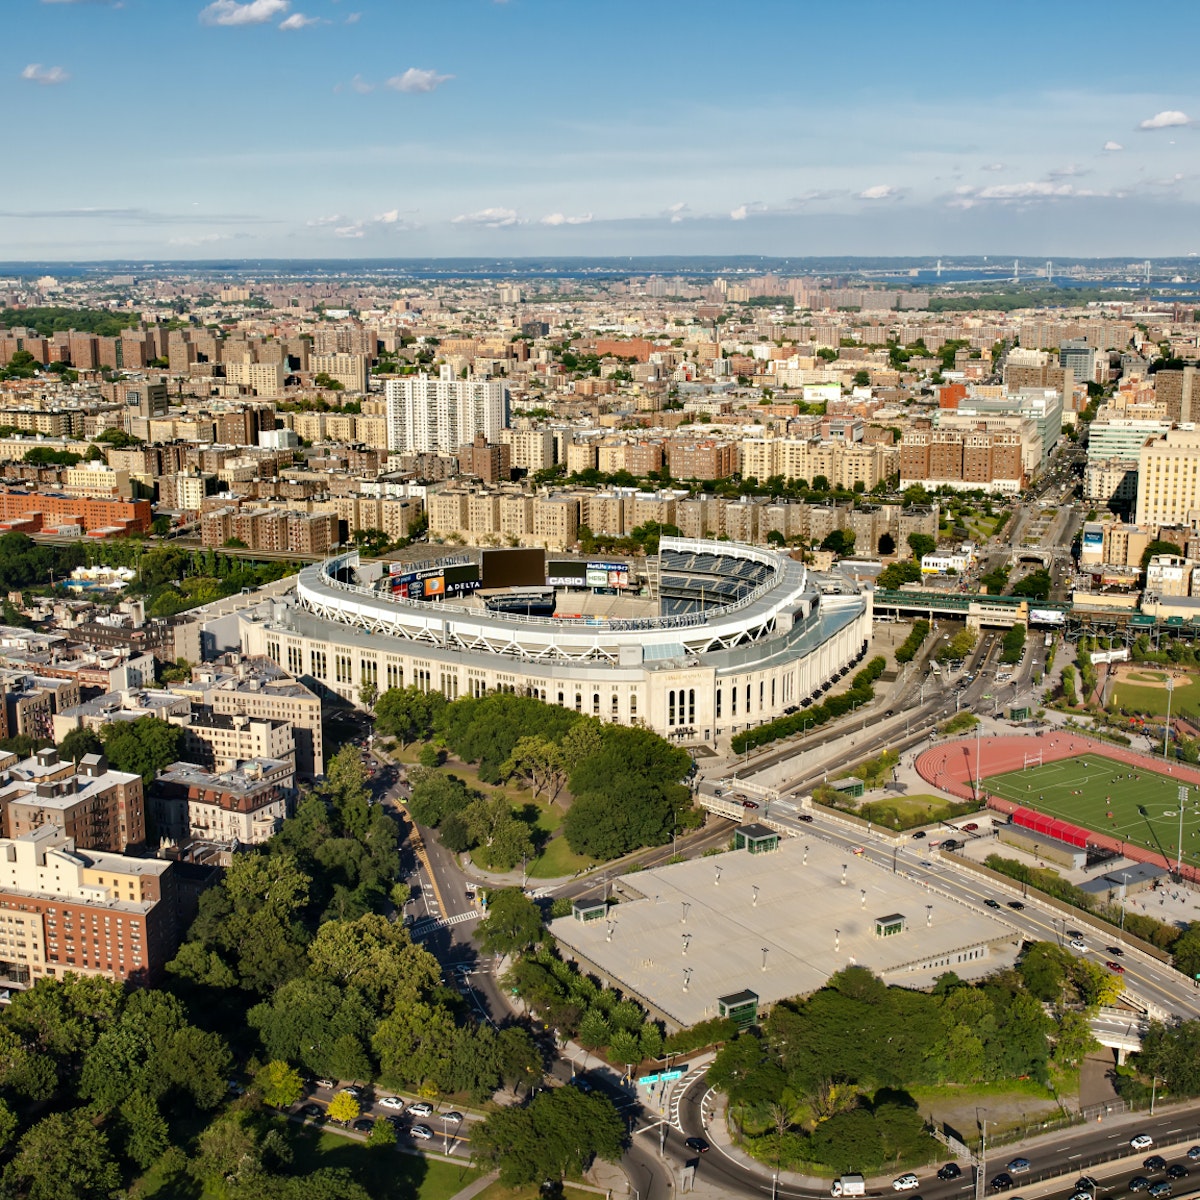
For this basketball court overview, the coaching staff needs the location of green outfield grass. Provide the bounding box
[983,752,1200,869]
[1110,673,1200,719]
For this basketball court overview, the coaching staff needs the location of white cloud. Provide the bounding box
[306,214,343,226]
[21,63,70,85]
[1139,110,1191,130]
[385,68,453,94]
[665,201,689,223]
[1047,163,1087,178]
[981,162,1006,172]
[730,205,748,221]
[1104,140,1124,152]
[349,74,373,94]
[345,10,360,21]
[167,232,229,246]
[858,184,897,200]
[540,212,592,226]
[948,180,1116,209]
[452,207,519,228]
[199,0,288,26]
[375,210,401,224]
[279,11,318,28]
[334,223,364,238]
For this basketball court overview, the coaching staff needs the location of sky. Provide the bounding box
[5,0,1200,261]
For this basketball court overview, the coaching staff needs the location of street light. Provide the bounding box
[1164,678,1176,761]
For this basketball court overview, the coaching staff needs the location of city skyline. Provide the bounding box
[5,0,1200,259]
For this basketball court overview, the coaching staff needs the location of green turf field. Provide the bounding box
[1110,673,1200,719]
[982,752,1200,869]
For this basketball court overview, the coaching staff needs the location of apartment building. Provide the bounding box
[224,360,285,397]
[330,494,423,545]
[0,823,177,988]
[62,462,133,500]
[0,490,151,535]
[150,758,294,848]
[1,748,145,852]
[739,438,898,490]
[181,712,294,774]
[0,407,85,437]
[200,506,337,555]
[385,368,509,454]
[310,352,369,394]
[500,428,556,473]
[170,656,324,779]
[1084,458,1139,504]
[1136,429,1200,528]
[899,428,1024,493]
[159,469,217,512]
[458,434,512,483]
[1154,367,1200,424]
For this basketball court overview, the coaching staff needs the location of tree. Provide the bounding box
[8,1110,121,1200]
[1172,925,1200,979]
[120,1090,170,1170]
[907,532,936,561]
[358,681,378,711]
[853,369,871,387]
[327,1090,361,1124]
[58,725,102,765]
[375,685,447,746]
[820,529,855,556]
[477,887,543,955]
[99,715,183,785]
[255,1059,305,1109]
[1141,540,1185,571]
[368,1117,397,1148]
[502,735,567,803]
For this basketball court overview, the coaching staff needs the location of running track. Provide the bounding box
[915,730,1200,884]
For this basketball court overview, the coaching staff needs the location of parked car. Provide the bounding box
[353,1119,373,1133]
[379,1096,405,1110]
[442,1110,464,1123]
[315,1078,336,1089]
[300,1104,322,1118]
[407,1102,434,1117]
[963,822,979,832]
[912,831,927,839]
[410,1125,434,1141]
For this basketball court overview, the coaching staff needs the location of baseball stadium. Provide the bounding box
[916,731,1200,882]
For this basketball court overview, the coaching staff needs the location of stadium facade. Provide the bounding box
[237,537,871,746]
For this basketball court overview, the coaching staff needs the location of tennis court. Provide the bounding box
[983,752,1200,870]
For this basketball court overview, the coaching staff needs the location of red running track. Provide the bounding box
[915,730,1200,885]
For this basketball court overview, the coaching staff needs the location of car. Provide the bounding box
[963,822,979,832]
[1166,1166,1189,1181]
[300,1103,323,1118]
[379,1096,405,1110]
[893,1175,920,1191]
[912,830,927,839]
[1129,1178,1151,1193]
[1007,1159,1031,1174]
[1144,1157,1167,1172]
[798,813,814,823]
[741,800,759,810]
[410,1125,434,1141]
[1148,1184,1172,1199]
[407,1102,434,1117]
[1107,946,1125,957]
[339,1086,361,1101]
[1076,1178,1098,1191]
[1107,961,1126,974]
[990,1174,1014,1192]
[1007,900,1026,910]
[315,1078,336,1089]
[1069,938,1086,951]
[685,1136,710,1154]
[941,839,960,851]
[1187,1147,1200,1161]
[442,1111,464,1124]
[1067,929,1083,939]
[852,845,865,856]
[1132,1135,1156,1151]
[569,1076,594,1093]
[937,1164,962,1181]
[1069,1191,1092,1200]
[354,1119,374,1132]
[985,898,1001,909]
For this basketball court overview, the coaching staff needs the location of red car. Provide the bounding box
[963,822,979,832]
[1106,961,1126,974]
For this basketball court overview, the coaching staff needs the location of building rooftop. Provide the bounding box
[548,835,1015,1029]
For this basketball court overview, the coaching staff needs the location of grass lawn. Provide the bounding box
[286,1125,481,1200]
[983,752,1200,868]
[1126,669,1169,683]
[877,794,967,820]
[527,833,594,878]
[1111,675,1200,720]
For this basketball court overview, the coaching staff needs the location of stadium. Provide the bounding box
[236,537,872,746]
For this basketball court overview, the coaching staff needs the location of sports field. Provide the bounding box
[983,752,1200,869]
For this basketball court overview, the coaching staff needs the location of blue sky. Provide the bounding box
[5,0,1200,260]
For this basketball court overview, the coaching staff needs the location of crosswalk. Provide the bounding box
[411,910,480,937]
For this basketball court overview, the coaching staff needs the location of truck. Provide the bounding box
[831,1175,866,1197]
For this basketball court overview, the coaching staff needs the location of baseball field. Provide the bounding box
[982,752,1200,870]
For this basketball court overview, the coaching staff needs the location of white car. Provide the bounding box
[894,1175,920,1191]
[379,1096,405,1110]
[407,1102,434,1117]
[410,1124,434,1141]
[1069,938,1086,951]
[1132,1135,1155,1151]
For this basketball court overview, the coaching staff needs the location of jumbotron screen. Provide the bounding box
[480,548,546,589]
